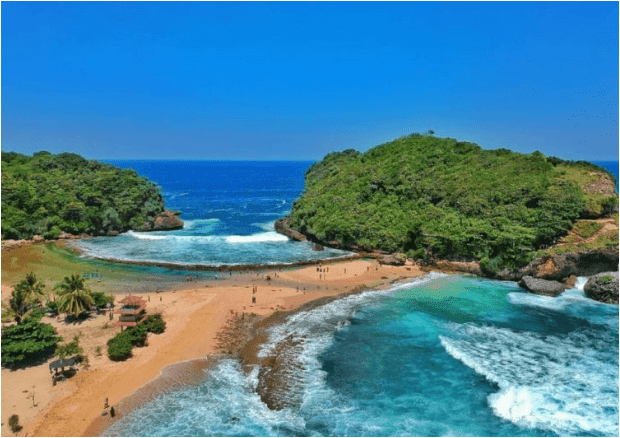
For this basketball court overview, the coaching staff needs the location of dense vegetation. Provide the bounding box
[1,151,165,240]
[1,318,62,366]
[107,314,166,361]
[288,134,618,269]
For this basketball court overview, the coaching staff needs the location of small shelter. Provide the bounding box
[113,295,147,328]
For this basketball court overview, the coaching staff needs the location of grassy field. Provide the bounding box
[1,243,218,293]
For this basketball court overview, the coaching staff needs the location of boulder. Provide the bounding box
[584,272,619,304]
[148,210,184,231]
[518,276,566,296]
[563,275,578,289]
[379,254,406,266]
[32,235,45,242]
[312,243,324,251]
[58,232,74,239]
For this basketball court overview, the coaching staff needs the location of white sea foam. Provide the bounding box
[126,230,168,240]
[226,232,289,244]
[439,322,619,436]
[574,276,588,290]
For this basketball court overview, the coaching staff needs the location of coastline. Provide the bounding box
[2,253,428,437]
[89,273,433,436]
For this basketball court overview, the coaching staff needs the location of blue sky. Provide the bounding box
[2,1,618,161]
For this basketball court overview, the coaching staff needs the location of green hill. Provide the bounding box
[287,134,618,270]
[1,151,165,240]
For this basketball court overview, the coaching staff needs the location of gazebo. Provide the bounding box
[113,295,147,329]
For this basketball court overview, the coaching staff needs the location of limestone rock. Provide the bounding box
[520,248,619,281]
[274,218,307,242]
[141,210,184,232]
[518,276,566,296]
[379,254,406,266]
[584,272,619,304]
[32,235,45,242]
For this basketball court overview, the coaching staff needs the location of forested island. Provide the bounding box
[279,134,618,274]
[1,151,182,241]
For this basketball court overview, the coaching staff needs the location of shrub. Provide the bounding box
[55,335,84,358]
[8,414,21,433]
[1,319,61,366]
[126,324,148,347]
[142,314,166,334]
[91,292,114,309]
[107,332,133,361]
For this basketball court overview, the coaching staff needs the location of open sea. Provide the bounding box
[76,159,618,437]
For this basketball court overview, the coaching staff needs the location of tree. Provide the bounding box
[1,319,62,366]
[54,274,94,318]
[1,288,32,323]
[14,272,47,306]
[1,273,47,323]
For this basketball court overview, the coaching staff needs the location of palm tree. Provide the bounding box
[54,275,94,318]
[14,272,47,307]
[1,273,47,323]
[1,288,32,323]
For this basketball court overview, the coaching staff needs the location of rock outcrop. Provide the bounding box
[379,253,406,266]
[141,210,184,232]
[584,272,619,304]
[274,218,307,242]
[518,276,566,296]
[519,247,619,281]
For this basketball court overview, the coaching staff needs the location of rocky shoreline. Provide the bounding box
[1,210,184,252]
[275,217,619,303]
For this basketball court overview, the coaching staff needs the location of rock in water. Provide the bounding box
[584,272,619,304]
[518,276,566,296]
[312,243,324,251]
[141,210,184,231]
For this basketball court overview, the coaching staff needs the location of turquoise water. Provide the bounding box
[71,161,351,266]
[104,275,619,437]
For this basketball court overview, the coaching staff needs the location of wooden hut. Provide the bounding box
[113,295,147,328]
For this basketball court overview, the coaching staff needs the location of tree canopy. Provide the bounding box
[54,274,94,318]
[1,151,165,240]
[288,134,618,269]
[1,319,62,366]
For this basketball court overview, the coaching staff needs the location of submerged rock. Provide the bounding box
[518,276,566,296]
[584,272,619,304]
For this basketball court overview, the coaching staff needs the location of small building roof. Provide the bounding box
[49,356,78,371]
[119,296,147,306]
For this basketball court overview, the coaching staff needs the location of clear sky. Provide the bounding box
[1,1,618,161]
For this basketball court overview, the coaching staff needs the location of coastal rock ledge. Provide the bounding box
[140,210,184,232]
[518,276,566,296]
[584,272,619,304]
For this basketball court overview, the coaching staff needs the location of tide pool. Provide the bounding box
[104,274,618,437]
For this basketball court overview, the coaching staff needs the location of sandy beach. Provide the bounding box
[2,256,426,437]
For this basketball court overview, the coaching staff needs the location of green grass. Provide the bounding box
[571,221,604,238]
[1,243,217,293]
[599,275,613,283]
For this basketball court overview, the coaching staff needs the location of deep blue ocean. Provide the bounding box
[84,159,618,437]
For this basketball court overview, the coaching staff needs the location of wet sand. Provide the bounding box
[2,257,427,437]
